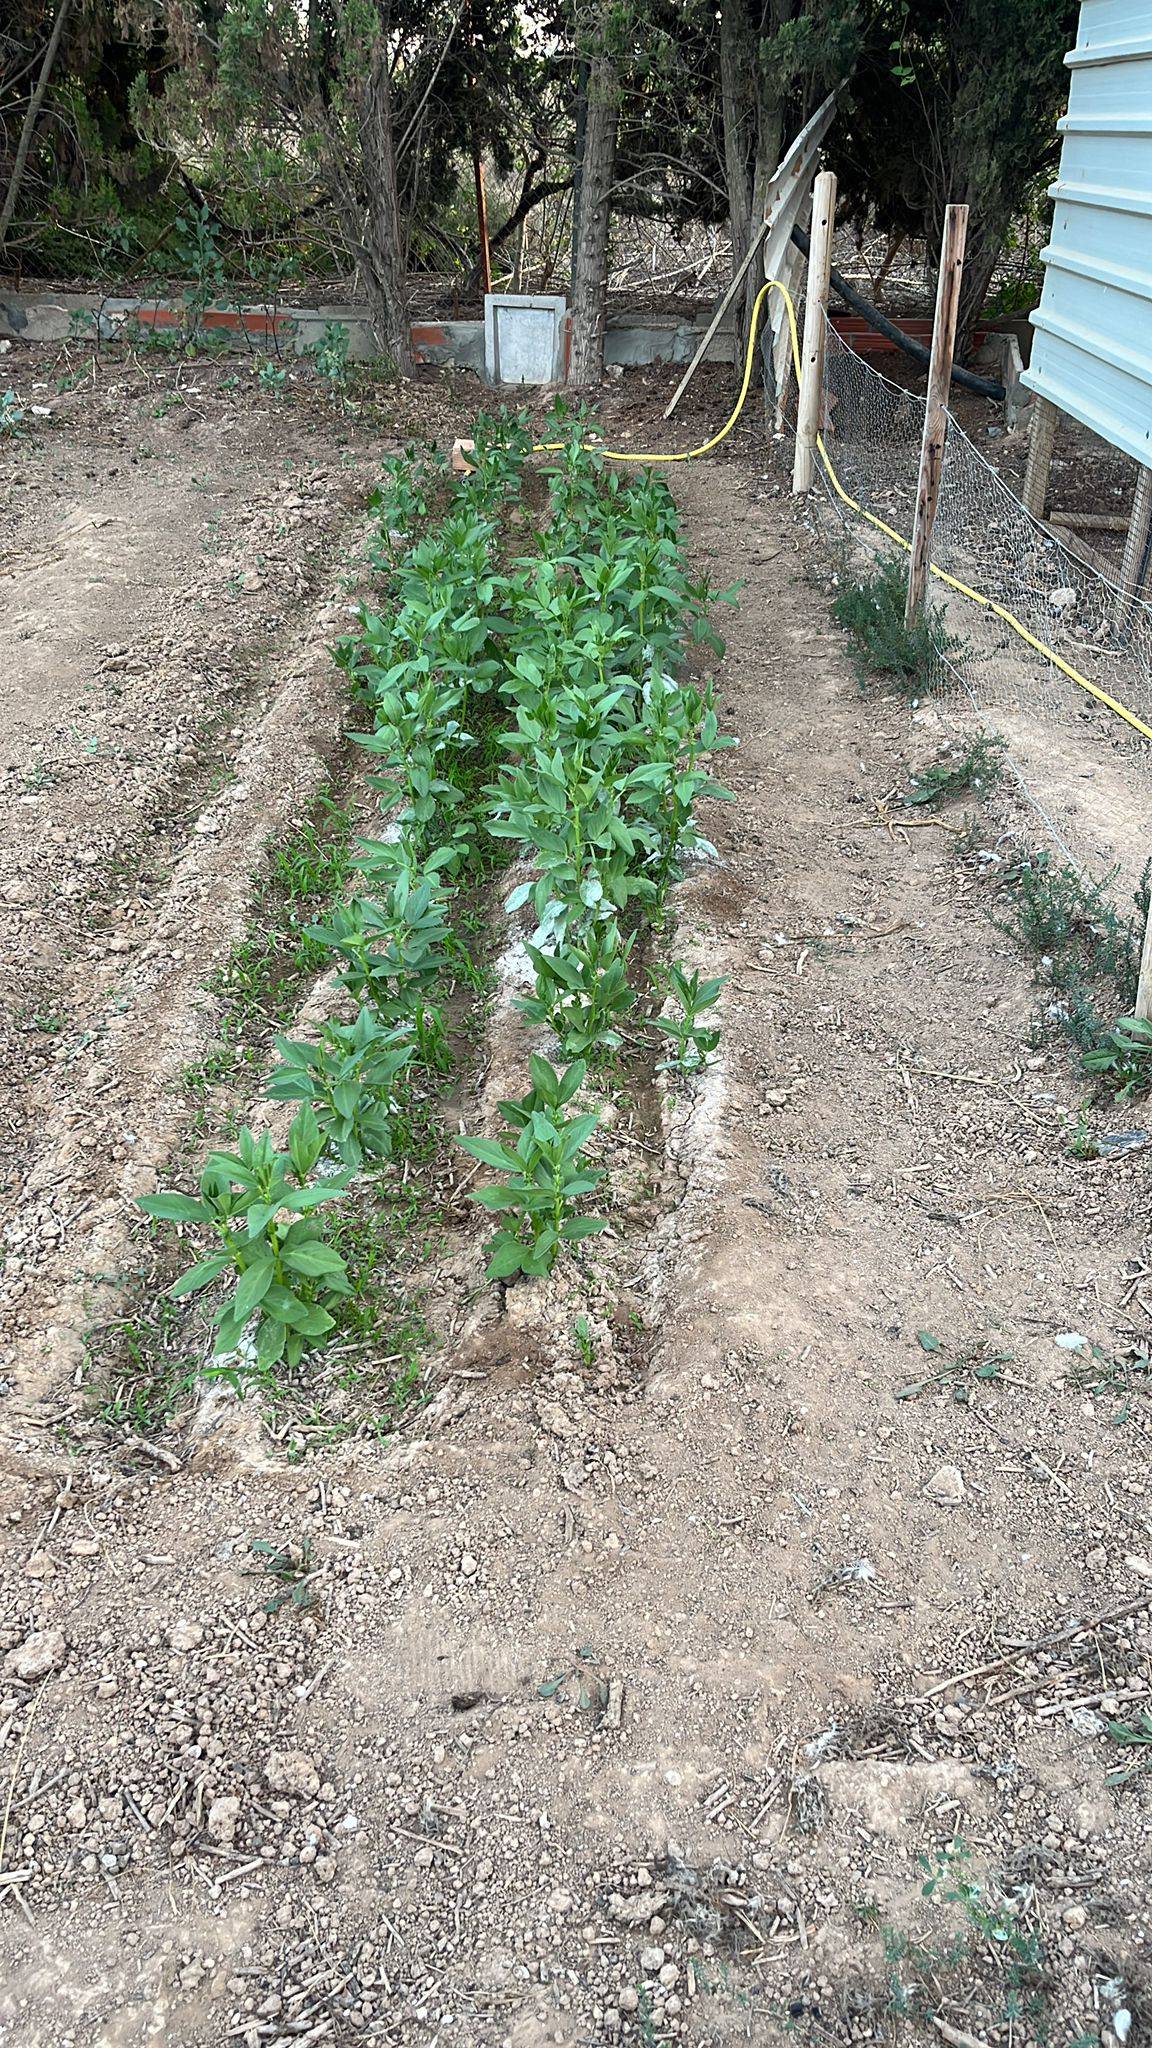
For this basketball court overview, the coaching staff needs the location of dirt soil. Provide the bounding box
[0,345,1151,2048]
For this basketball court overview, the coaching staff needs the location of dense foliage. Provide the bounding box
[3,0,1078,346]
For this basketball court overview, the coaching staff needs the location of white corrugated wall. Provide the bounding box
[1022,0,1152,470]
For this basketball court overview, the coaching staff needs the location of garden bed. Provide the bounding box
[1,338,1151,2048]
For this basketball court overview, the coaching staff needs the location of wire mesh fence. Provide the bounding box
[812,314,1152,892]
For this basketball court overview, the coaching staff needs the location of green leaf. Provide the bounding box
[458,1135,518,1171]
[487,1234,531,1279]
[169,1253,230,1298]
[138,1192,210,1224]
[283,1241,347,1278]
[917,1330,943,1353]
[233,1257,276,1320]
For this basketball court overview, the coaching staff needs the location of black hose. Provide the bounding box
[789,224,1006,403]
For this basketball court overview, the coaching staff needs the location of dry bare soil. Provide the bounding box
[0,346,1150,2048]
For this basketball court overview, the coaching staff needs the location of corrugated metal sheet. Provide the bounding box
[1022,0,1152,470]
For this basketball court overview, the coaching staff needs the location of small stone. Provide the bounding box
[1062,1904,1087,1930]
[924,1464,965,1505]
[537,1401,575,1440]
[413,1846,434,1868]
[459,1554,478,1578]
[658,1963,679,1988]
[265,1750,320,1798]
[619,1988,639,2014]
[208,1795,241,1845]
[5,1629,66,1682]
[169,1619,205,1652]
[640,1945,666,1973]
[24,1550,55,1580]
[1085,1546,1107,1571]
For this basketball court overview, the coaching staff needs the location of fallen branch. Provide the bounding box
[904,1590,1152,1704]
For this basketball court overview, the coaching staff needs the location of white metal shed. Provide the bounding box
[1022,0,1152,473]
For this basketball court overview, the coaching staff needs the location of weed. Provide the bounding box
[84,1297,194,1433]
[258,361,288,397]
[879,1843,1050,2037]
[652,962,724,1073]
[1082,1014,1152,1099]
[993,849,1145,1056]
[245,1537,316,1615]
[1061,1332,1152,1424]
[574,1315,596,1366]
[1103,1709,1152,1784]
[832,555,954,693]
[905,733,1005,807]
[896,1328,1011,1404]
[0,390,26,438]
[267,797,353,903]
[459,1055,607,1280]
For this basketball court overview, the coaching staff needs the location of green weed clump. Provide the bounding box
[832,554,954,694]
[905,733,1005,807]
[995,850,1144,1053]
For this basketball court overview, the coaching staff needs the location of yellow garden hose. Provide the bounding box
[533,278,1152,746]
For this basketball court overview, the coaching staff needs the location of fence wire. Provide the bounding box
[813,315,1152,889]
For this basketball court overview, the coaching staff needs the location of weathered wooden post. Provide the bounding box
[905,204,969,629]
[792,170,837,494]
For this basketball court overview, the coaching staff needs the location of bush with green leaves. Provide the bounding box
[458,1057,607,1280]
[306,872,454,1064]
[832,554,955,694]
[138,1109,352,1372]
[267,1007,413,1167]
[307,319,351,388]
[518,922,635,1059]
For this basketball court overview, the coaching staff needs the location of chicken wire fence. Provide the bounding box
[810,313,1152,886]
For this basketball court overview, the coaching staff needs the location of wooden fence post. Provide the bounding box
[905,204,969,630]
[1022,396,1058,519]
[792,170,837,493]
[1137,887,1152,1023]
[1119,465,1152,616]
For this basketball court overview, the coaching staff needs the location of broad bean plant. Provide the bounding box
[140,404,734,1373]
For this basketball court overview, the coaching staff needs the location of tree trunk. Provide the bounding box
[955,218,1000,357]
[720,0,755,332]
[569,9,618,388]
[358,38,413,376]
[0,0,73,253]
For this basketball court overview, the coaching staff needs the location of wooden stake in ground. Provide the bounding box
[1021,394,1058,519]
[792,170,836,494]
[1119,465,1152,619]
[904,204,969,629]
[1136,880,1152,1023]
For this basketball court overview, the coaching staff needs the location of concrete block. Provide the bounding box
[484,294,567,384]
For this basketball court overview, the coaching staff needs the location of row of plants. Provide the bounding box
[141,404,734,1383]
